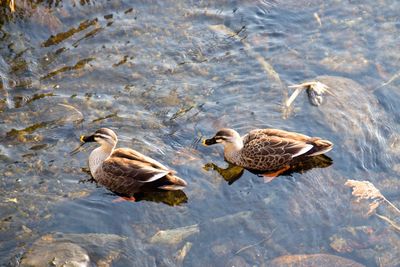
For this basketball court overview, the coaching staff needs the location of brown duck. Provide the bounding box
[203,128,333,176]
[81,128,187,195]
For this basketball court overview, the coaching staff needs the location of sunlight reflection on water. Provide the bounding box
[1,0,400,266]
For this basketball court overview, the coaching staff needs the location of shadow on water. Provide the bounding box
[98,190,188,207]
[204,154,333,184]
[133,190,188,206]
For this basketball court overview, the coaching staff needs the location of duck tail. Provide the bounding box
[158,173,187,191]
[307,139,333,156]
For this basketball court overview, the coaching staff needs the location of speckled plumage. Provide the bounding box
[82,128,187,195]
[205,128,333,171]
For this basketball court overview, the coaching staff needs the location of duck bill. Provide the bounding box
[80,134,95,143]
[202,137,217,146]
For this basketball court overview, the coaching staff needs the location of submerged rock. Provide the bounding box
[21,242,90,267]
[319,52,369,74]
[330,226,375,254]
[149,224,199,245]
[225,255,250,267]
[149,211,255,246]
[267,254,365,267]
[305,76,379,135]
[330,226,400,267]
[20,232,127,267]
[302,76,396,171]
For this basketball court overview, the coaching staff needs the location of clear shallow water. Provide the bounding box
[1,0,400,266]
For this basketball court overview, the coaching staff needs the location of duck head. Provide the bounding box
[81,128,118,149]
[203,128,242,149]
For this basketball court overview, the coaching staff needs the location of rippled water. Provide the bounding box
[1,0,400,266]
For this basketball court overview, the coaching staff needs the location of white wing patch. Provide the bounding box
[307,145,333,156]
[292,144,313,158]
[142,170,169,182]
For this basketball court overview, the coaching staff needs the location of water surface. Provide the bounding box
[1,0,400,266]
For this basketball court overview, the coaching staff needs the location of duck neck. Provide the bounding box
[223,138,244,163]
[89,144,114,177]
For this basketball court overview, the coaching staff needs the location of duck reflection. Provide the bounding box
[106,190,188,206]
[134,189,188,206]
[204,154,333,184]
[204,163,244,185]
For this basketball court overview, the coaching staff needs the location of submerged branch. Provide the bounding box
[375,70,400,90]
[9,0,14,12]
[235,228,276,255]
[285,87,302,108]
[382,196,400,214]
[375,213,400,233]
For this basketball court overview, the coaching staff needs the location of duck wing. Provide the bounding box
[243,129,333,157]
[112,148,171,171]
[243,128,311,144]
[241,135,313,169]
[102,148,172,183]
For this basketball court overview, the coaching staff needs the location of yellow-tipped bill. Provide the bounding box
[202,137,217,146]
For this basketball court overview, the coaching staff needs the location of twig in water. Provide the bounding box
[70,142,87,156]
[58,103,84,124]
[375,213,400,233]
[375,70,400,90]
[285,87,303,108]
[314,13,322,27]
[9,0,15,12]
[235,228,276,255]
[285,81,332,108]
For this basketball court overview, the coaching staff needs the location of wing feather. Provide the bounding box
[111,148,170,171]
[242,135,314,167]
[102,157,170,183]
[244,129,312,143]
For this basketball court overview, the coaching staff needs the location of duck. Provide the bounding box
[203,128,333,176]
[80,128,187,195]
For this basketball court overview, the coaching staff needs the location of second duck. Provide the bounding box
[203,128,333,174]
